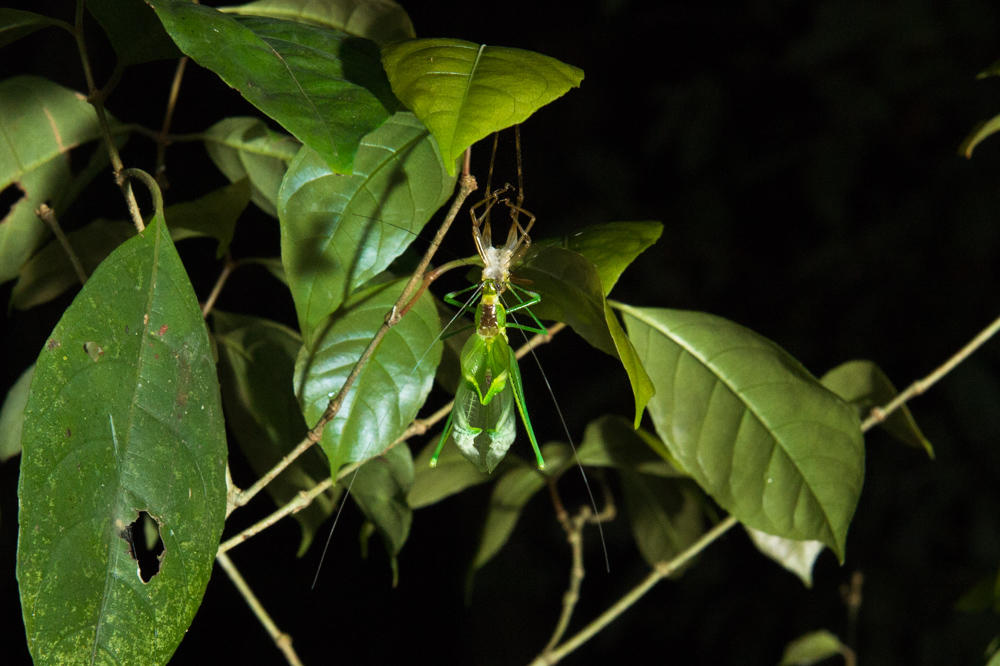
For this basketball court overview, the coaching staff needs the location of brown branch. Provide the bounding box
[36,204,87,285]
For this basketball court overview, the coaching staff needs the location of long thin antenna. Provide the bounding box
[409,283,483,375]
[311,466,360,590]
[507,305,611,573]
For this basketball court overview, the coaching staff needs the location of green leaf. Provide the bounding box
[17,213,227,664]
[960,113,1000,158]
[352,444,414,568]
[220,0,415,45]
[745,527,824,588]
[621,472,706,567]
[278,112,455,340]
[0,76,109,284]
[409,435,491,509]
[542,221,663,296]
[618,304,864,561]
[203,116,300,217]
[779,630,848,666]
[821,359,933,458]
[381,38,584,174]
[148,0,397,173]
[165,178,251,257]
[87,0,181,65]
[295,278,441,474]
[0,9,66,48]
[576,414,682,476]
[214,311,334,556]
[0,363,33,461]
[517,246,653,427]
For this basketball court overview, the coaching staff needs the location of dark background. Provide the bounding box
[3,1,1000,664]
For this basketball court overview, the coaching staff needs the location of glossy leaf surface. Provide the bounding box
[17,214,227,664]
[214,311,333,556]
[203,117,300,217]
[821,358,933,457]
[149,0,397,172]
[381,38,583,174]
[295,278,441,474]
[0,76,107,283]
[618,304,864,560]
[279,112,454,340]
[542,220,663,295]
[221,0,415,45]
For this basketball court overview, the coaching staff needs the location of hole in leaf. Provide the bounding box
[120,511,165,583]
[0,182,26,221]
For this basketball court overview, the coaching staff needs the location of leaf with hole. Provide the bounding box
[278,112,454,341]
[214,311,334,556]
[821,359,933,458]
[295,277,441,476]
[149,0,398,173]
[17,213,227,664]
[221,0,415,45]
[203,117,300,218]
[381,38,583,174]
[618,304,864,560]
[0,76,111,284]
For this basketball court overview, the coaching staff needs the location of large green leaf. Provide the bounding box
[381,39,583,174]
[541,220,663,296]
[203,116,300,217]
[0,363,33,461]
[0,76,108,283]
[220,0,414,45]
[17,213,227,664]
[12,181,251,310]
[148,0,397,173]
[351,444,414,572]
[295,278,441,474]
[517,245,653,426]
[87,0,181,65]
[621,471,706,567]
[576,414,681,477]
[214,311,333,557]
[820,359,933,458]
[278,112,454,341]
[0,9,66,48]
[618,304,864,560]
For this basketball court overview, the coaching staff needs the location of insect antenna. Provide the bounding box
[505,301,612,573]
[310,466,360,590]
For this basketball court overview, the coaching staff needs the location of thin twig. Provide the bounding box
[229,166,478,513]
[155,57,189,188]
[860,314,1000,432]
[201,255,237,318]
[543,507,589,654]
[36,204,87,284]
[216,552,303,666]
[532,515,739,666]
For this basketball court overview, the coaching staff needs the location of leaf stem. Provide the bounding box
[860,314,1000,433]
[155,56,189,188]
[201,255,238,318]
[35,204,87,285]
[216,552,303,666]
[532,515,738,665]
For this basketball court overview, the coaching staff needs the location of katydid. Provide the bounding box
[430,184,548,474]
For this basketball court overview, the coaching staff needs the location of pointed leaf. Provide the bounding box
[278,112,454,340]
[409,435,491,509]
[621,472,706,567]
[352,444,414,561]
[577,414,681,476]
[148,0,397,173]
[0,9,66,48]
[618,304,864,560]
[779,630,848,666]
[87,0,181,64]
[542,220,663,296]
[295,278,441,473]
[381,38,583,174]
[17,213,227,664]
[821,359,933,457]
[961,113,1000,158]
[220,0,415,45]
[165,178,251,257]
[0,76,109,283]
[214,311,333,556]
[0,364,33,461]
[203,116,300,217]
[746,527,824,588]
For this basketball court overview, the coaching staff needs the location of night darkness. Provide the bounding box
[3,1,1000,664]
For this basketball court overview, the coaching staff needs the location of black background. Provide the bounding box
[4,1,1000,664]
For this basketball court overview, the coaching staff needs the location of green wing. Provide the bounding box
[451,377,516,473]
